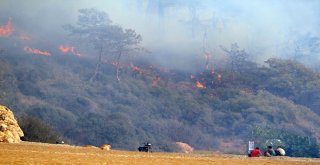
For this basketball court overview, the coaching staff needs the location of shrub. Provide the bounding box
[18,116,61,144]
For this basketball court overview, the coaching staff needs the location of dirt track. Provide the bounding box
[0,142,319,165]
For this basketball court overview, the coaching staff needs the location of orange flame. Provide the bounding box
[58,45,81,57]
[196,81,206,89]
[131,64,144,74]
[0,18,14,37]
[24,46,51,56]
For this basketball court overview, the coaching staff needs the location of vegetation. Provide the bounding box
[0,8,319,158]
[1,50,319,157]
[18,116,61,144]
[1,143,319,165]
[251,126,320,158]
[64,8,142,82]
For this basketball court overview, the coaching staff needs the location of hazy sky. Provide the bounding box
[1,0,319,70]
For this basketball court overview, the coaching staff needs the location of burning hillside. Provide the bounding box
[0,1,319,157]
[0,17,82,58]
[58,45,81,57]
[24,46,51,56]
[0,18,13,37]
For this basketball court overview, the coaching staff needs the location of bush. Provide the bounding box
[18,116,61,143]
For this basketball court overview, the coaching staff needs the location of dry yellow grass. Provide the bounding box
[0,142,319,165]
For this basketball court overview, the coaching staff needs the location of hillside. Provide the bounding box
[0,4,319,158]
[0,142,319,165]
[0,49,320,157]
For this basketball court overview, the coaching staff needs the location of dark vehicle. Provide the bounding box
[55,140,65,144]
[138,142,152,152]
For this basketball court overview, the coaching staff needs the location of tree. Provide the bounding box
[220,43,249,75]
[64,8,142,82]
[108,28,143,81]
[281,33,320,69]
[289,34,320,61]
[263,58,320,115]
[66,113,138,149]
[19,116,61,143]
[250,126,320,158]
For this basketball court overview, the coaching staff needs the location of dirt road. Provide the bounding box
[0,142,319,165]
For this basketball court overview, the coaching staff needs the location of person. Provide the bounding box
[275,146,286,156]
[264,146,276,157]
[249,147,261,157]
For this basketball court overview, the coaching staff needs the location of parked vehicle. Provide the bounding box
[138,142,152,152]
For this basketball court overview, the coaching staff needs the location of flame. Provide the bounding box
[59,45,71,53]
[131,64,144,74]
[0,18,14,37]
[19,33,31,41]
[24,46,51,56]
[58,45,81,57]
[196,81,206,89]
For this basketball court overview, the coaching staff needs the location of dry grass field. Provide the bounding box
[0,142,319,165]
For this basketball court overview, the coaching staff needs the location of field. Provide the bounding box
[0,142,319,165]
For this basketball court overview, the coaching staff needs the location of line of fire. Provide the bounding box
[0,17,223,89]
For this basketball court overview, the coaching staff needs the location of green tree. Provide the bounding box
[64,8,142,82]
[263,58,320,115]
[220,43,250,74]
[250,126,320,158]
[19,116,61,143]
[66,113,138,150]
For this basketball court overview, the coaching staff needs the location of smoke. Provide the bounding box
[1,0,319,70]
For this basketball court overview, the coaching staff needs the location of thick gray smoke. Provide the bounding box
[1,0,319,70]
